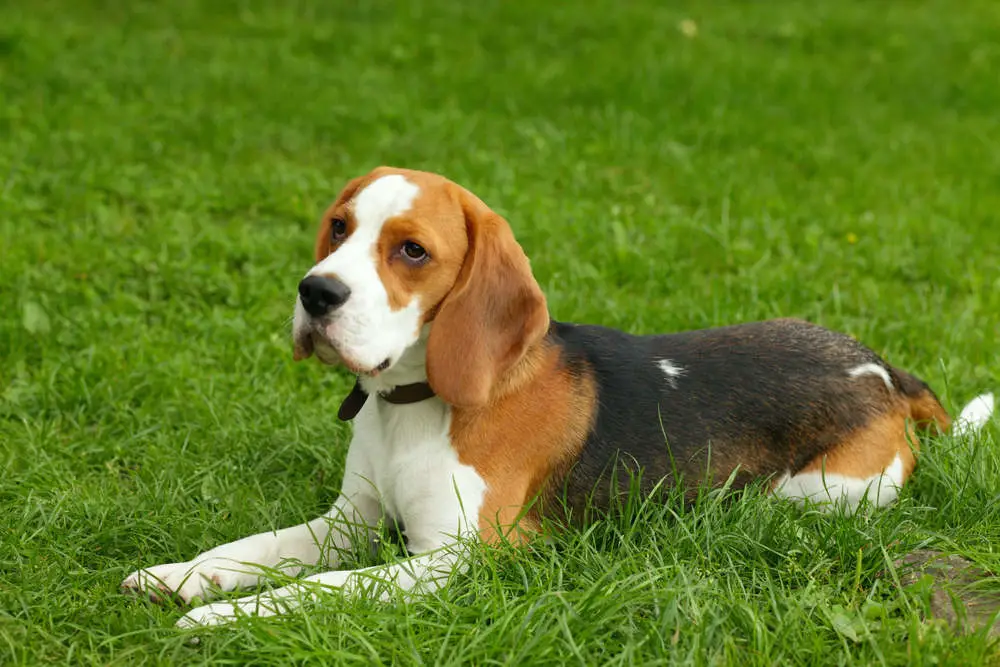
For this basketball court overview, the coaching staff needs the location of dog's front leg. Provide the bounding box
[177,541,466,628]
[121,491,380,605]
[175,462,483,628]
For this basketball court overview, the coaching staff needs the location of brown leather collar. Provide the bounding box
[337,378,437,421]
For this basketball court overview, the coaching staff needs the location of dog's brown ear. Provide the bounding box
[314,175,366,263]
[426,191,549,407]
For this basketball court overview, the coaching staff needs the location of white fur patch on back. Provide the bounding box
[657,359,686,388]
[773,454,904,513]
[848,362,894,391]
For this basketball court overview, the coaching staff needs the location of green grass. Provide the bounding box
[2,0,1000,663]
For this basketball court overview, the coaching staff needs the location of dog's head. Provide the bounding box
[293,167,549,407]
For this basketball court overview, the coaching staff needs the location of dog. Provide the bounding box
[122,167,995,627]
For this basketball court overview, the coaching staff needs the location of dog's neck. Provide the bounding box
[358,323,553,408]
[358,326,430,396]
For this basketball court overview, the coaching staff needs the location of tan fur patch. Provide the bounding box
[908,390,951,433]
[373,200,468,313]
[800,406,916,481]
[799,388,949,482]
[450,344,596,545]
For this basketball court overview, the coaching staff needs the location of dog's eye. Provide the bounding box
[400,241,429,264]
[331,219,348,242]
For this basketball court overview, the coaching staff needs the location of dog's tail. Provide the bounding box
[892,368,994,437]
[953,393,996,437]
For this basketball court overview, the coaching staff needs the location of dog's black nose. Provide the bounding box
[298,275,351,317]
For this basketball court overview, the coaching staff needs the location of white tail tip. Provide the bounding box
[953,392,995,437]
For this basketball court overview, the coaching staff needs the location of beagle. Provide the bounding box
[122,167,995,627]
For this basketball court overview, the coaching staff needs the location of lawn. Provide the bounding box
[2,0,1000,664]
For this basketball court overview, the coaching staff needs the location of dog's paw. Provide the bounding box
[121,559,248,605]
[176,596,283,628]
[175,602,241,628]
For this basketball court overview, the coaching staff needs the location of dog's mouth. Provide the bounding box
[367,358,392,375]
[295,330,391,376]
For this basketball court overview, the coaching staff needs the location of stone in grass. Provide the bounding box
[896,549,1000,637]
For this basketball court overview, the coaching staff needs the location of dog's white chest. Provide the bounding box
[350,397,486,552]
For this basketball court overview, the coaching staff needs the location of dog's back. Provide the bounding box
[547,318,950,513]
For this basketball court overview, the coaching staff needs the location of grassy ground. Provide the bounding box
[2,0,1000,664]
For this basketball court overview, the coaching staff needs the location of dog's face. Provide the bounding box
[292,167,550,407]
[293,169,468,375]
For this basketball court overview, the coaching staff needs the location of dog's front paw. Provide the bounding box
[121,559,250,605]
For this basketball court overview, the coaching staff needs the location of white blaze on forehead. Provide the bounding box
[311,174,421,279]
[298,174,424,373]
[353,174,421,231]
